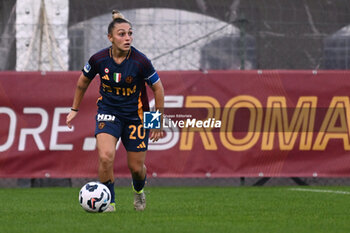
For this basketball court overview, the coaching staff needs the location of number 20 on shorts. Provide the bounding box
[129,125,146,140]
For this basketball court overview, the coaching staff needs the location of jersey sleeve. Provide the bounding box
[82,56,98,80]
[143,59,160,86]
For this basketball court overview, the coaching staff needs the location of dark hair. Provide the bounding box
[108,10,132,34]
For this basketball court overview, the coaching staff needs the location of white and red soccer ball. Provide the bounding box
[79,181,111,212]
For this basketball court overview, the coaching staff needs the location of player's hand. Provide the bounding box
[66,110,78,129]
[149,128,164,142]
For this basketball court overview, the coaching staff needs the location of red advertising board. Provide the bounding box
[1,70,350,178]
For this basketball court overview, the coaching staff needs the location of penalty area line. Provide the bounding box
[289,188,350,195]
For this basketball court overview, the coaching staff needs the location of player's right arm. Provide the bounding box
[66,73,92,129]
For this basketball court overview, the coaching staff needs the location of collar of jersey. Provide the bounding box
[109,46,132,66]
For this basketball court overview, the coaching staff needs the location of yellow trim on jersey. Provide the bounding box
[96,96,103,103]
[137,92,143,121]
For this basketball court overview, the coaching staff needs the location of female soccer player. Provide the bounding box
[66,10,164,212]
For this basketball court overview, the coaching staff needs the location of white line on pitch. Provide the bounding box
[289,188,350,195]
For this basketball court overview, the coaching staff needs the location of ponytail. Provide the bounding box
[108,10,131,34]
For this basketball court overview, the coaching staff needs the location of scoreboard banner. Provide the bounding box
[1,70,350,178]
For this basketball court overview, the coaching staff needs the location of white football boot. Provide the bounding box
[104,203,116,212]
[133,191,146,211]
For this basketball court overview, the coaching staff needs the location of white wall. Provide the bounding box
[16,0,69,71]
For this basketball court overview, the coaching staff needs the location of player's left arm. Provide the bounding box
[150,80,164,142]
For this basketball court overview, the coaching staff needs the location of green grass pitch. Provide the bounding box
[0,186,349,233]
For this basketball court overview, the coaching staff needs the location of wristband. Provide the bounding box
[71,108,79,112]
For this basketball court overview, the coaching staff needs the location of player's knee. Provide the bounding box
[128,164,143,176]
[99,150,114,168]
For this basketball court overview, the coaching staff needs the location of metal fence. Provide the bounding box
[1,0,350,71]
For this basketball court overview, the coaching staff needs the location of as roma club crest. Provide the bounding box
[125,76,133,84]
[98,122,105,129]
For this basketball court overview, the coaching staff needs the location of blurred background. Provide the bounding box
[1,0,350,72]
[1,0,350,188]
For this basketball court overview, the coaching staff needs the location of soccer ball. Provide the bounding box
[79,181,111,212]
